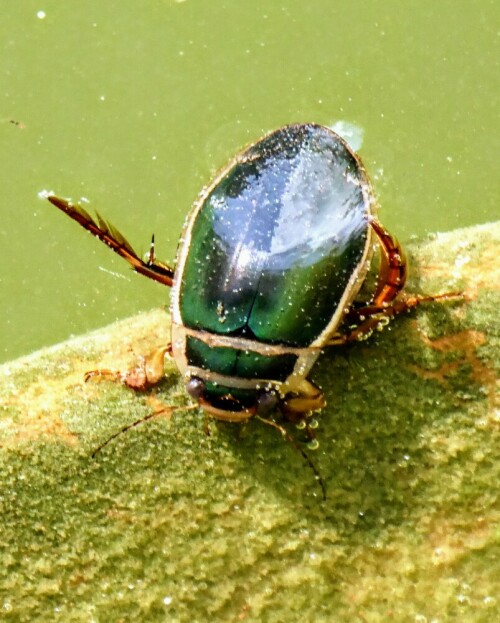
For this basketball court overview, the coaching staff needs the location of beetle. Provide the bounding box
[46,123,457,440]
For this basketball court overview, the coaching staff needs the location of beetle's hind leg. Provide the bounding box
[85,344,172,391]
[329,219,462,344]
[45,194,175,287]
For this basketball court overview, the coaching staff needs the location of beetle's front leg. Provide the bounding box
[85,344,171,391]
[281,379,326,419]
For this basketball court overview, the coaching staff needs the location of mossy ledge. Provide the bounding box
[1,222,498,622]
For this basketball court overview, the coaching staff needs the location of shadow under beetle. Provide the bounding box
[45,124,459,492]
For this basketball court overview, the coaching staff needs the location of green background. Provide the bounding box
[1,0,498,363]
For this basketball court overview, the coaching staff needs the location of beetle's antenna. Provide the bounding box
[91,402,199,457]
[255,415,326,501]
[91,407,175,458]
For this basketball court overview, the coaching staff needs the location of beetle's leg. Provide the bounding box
[45,194,175,287]
[281,379,326,419]
[331,219,407,341]
[328,220,461,344]
[279,380,324,451]
[85,345,171,391]
[339,292,461,343]
[369,219,408,307]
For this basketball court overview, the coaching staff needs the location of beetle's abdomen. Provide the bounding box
[179,124,372,350]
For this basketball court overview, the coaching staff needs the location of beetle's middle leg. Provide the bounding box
[328,219,461,344]
[85,344,172,390]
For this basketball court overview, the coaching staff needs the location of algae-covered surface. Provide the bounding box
[1,223,498,622]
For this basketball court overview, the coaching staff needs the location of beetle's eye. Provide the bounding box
[185,376,205,400]
[256,388,280,415]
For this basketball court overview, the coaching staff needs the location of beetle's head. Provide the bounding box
[184,376,280,422]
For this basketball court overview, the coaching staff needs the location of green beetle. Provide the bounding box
[46,123,455,430]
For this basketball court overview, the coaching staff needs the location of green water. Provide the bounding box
[1,0,498,363]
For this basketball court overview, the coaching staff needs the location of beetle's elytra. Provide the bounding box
[46,123,457,429]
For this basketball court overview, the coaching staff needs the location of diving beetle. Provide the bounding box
[46,124,456,435]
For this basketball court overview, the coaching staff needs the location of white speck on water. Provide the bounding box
[98,267,130,281]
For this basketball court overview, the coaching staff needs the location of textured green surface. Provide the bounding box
[0,223,498,622]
